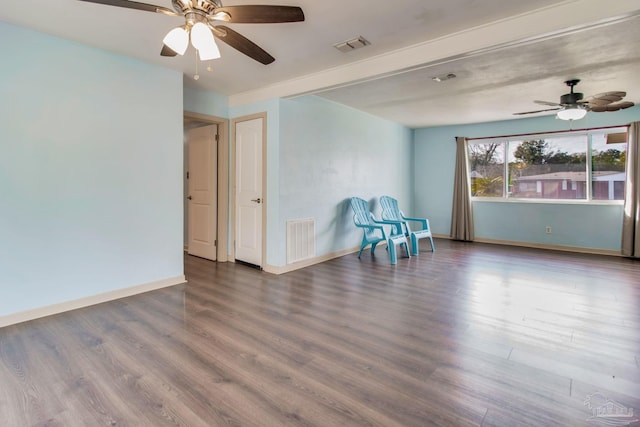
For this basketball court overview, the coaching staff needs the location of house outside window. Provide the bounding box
[468,127,627,202]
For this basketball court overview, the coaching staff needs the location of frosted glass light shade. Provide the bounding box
[191,22,220,60]
[198,39,221,60]
[557,107,587,121]
[163,27,188,55]
[191,22,214,50]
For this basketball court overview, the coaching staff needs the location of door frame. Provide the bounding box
[184,111,229,262]
[230,113,267,265]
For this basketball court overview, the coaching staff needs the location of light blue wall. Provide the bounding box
[183,85,229,118]
[229,96,413,267]
[414,106,640,251]
[0,23,184,316]
[277,96,414,266]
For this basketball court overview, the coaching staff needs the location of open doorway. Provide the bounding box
[184,112,229,262]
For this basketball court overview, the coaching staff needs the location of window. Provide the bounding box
[468,127,627,202]
[469,142,504,197]
[591,133,627,200]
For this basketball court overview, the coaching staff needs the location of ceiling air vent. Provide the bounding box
[333,36,370,53]
[432,73,457,82]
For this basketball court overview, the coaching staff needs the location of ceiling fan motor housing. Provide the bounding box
[560,92,584,105]
[171,0,221,14]
[560,79,584,105]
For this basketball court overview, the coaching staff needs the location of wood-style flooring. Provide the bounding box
[1,239,639,426]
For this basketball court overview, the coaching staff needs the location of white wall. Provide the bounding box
[0,22,184,318]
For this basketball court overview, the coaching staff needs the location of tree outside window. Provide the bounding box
[468,143,504,197]
[468,128,627,201]
[591,133,626,200]
[508,136,587,199]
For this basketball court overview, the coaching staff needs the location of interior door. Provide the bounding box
[188,124,218,260]
[235,117,263,267]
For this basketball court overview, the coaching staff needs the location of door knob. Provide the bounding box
[251,198,262,203]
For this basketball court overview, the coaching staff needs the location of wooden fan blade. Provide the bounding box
[160,44,178,57]
[585,91,626,106]
[213,5,304,23]
[534,100,562,107]
[213,25,275,64]
[513,107,561,116]
[590,101,634,112]
[77,0,178,16]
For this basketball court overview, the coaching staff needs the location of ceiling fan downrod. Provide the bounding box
[561,79,583,105]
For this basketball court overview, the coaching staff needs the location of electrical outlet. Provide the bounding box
[545,226,552,234]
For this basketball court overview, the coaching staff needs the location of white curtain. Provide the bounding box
[622,122,640,257]
[450,137,474,241]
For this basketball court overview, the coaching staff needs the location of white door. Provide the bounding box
[188,124,217,260]
[235,117,263,267]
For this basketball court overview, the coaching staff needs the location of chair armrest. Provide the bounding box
[401,216,429,230]
[373,218,404,227]
[354,222,385,231]
[373,218,406,236]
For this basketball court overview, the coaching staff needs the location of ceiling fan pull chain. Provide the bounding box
[194,52,200,80]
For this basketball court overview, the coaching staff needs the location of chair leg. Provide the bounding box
[388,239,397,265]
[428,236,435,252]
[411,233,419,255]
[371,242,378,255]
[358,238,366,258]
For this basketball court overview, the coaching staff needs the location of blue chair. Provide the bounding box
[349,197,410,265]
[380,195,435,255]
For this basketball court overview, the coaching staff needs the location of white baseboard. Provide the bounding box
[473,237,622,257]
[264,246,362,274]
[0,275,186,329]
[432,234,620,256]
[255,234,621,276]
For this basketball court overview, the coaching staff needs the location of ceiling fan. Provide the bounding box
[77,0,305,65]
[514,79,635,120]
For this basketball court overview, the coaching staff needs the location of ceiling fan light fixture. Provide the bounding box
[163,26,189,55]
[190,22,214,50]
[557,106,587,121]
[190,22,221,60]
[198,38,221,60]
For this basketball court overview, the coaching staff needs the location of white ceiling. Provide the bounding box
[1,0,639,127]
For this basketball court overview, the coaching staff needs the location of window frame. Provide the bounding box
[468,126,628,204]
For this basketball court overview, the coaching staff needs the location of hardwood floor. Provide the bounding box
[1,239,639,426]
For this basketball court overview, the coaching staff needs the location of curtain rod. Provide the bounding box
[460,124,629,141]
